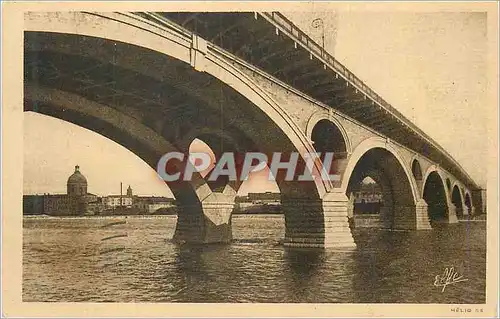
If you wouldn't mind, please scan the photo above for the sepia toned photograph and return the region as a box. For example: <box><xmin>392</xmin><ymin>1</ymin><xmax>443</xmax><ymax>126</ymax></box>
<box><xmin>2</xmin><ymin>1</ymin><xmax>498</xmax><ymax>317</ymax></box>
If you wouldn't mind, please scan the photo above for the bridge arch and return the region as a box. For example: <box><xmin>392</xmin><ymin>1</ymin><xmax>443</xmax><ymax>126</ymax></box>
<box><xmin>305</xmin><ymin>110</ymin><xmax>352</xmax><ymax>155</ymax></box>
<box><xmin>411</xmin><ymin>158</ymin><xmax>423</xmax><ymax>182</ymax></box>
<box><xmin>422</xmin><ymin>166</ymin><xmax>455</xmax><ymax>225</ymax></box>
<box><xmin>451</xmin><ymin>183</ymin><xmax>465</xmax><ymax>219</ymax></box>
<box><xmin>24</xmin><ymin>86</ymin><xmax>212</xmax><ymax>206</ymax></box>
<box><xmin>308</xmin><ymin>114</ymin><xmax>351</xmax><ymax>188</ymax></box>
<box><xmin>341</xmin><ymin>137</ymin><xmax>428</xmax><ymax>229</ymax></box>
<box><xmin>25</xmin><ymin>12</ymin><xmax>355</xmax><ymax>247</ymax></box>
<box><xmin>341</xmin><ymin>138</ymin><xmax>418</xmax><ymax>200</ymax></box>
<box><xmin>25</xmin><ymin>12</ymin><xmax>329</xmax><ymax>195</ymax></box>
<box><xmin>179</xmin><ymin>127</ymin><xmax>244</xmax><ymax>155</ymax></box>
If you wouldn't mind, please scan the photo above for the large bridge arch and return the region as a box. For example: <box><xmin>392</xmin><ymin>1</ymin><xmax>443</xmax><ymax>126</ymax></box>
<box><xmin>25</xmin><ymin>12</ymin><xmax>329</xmax><ymax>196</ymax></box>
<box><xmin>25</xmin><ymin>12</ymin><xmax>355</xmax><ymax>247</ymax></box>
<box><xmin>422</xmin><ymin>166</ymin><xmax>458</xmax><ymax>225</ymax></box>
<box><xmin>340</xmin><ymin>137</ymin><xmax>431</xmax><ymax>230</ymax></box>
<box><xmin>24</xmin><ymin>86</ymin><xmax>211</xmax><ymax>208</ymax></box>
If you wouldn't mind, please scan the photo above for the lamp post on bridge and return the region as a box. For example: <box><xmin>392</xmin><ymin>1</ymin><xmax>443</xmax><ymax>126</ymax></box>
<box><xmin>311</xmin><ymin>17</ymin><xmax>325</xmax><ymax>53</ymax></box>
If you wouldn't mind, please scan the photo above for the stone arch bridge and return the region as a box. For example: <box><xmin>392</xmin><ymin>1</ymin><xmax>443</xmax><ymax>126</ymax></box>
<box><xmin>24</xmin><ymin>12</ymin><xmax>484</xmax><ymax>248</ymax></box>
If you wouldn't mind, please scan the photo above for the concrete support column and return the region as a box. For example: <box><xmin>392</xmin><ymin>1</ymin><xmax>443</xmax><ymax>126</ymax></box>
<box><xmin>282</xmin><ymin>193</ymin><xmax>356</xmax><ymax>248</ymax></box>
<box><xmin>415</xmin><ymin>200</ymin><xmax>433</xmax><ymax>229</ymax></box>
<box><xmin>447</xmin><ymin>203</ymin><xmax>459</xmax><ymax>224</ymax></box>
<box><xmin>463</xmin><ymin>206</ymin><xmax>470</xmax><ymax>216</ymax></box>
<box><xmin>392</xmin><ymin>200</ymin><xmax>432</xmax><ymax>230</ymax></box>
<box><xmin>346</xmin><ymin>192</ymin><xmax>355</xmax><ymax>218</ymax></box>
<box><xmin>173</xmin><ymin>192</ymin><xmax>235</xmax><ymax>244</ymax></box>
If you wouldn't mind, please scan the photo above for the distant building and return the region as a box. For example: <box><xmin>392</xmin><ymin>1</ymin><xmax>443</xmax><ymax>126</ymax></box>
<box><xmin>86</xmin><ymin>198</ymin><xmax>104</xmax><ymax>215</ymax></box>
<box><xmin>23</xmin><ymin>195</ymin><xmax>45</xmax><ymax>215</ymax></box>
<box><xmin>247</xmin><ymin>192</ymin><xmax>281</xmax><ymax>204</ymax></box>
<box><xmin>102</xmin><ymin>195</ymin><xmax>133</xmax><ymax>208</ymax></box>
<box><xmin>351</xmin><ymin>182</ymin><xmax>383</xmax><ymax>215</ymax></box>
<box><xmin>23</xmin><ymin>165</ymin><xmax>99</xmax><ymax>216</ymax></box>
<box><xmin>235</xmin><ymin>192</ymin><xmax>281</xmax><ymax>213</ymax></box>
<box><xmin>23</xmin><ymin>174</ymin><xmax>176</xmax><ymax>216</ymax></box>
<box><xmin>102</xmin><ymin>185</ymin><xmax>135</xmax><ymax>209</ymax></box>
<box><xmin>67</xmin><ymin>165</ymin><xmax>87</xmax><ymax>196</ymax></box>
<box><xmin>43</xmin><ymin>194</ymin><xmax>73</xmax><ymax>215</ymax></box>
<box><xmin>353</xmin><ymin>182</ymin><xmax>383</xmax><ymax>204</ymax></box>
<box><xmin>133</xmin><ymin>196</ymin><xmax>176</xmax><ymax>214</ymax></box>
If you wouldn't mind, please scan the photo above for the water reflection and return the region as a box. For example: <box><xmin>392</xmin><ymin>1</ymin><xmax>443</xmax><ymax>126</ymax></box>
<box><xmin>23</xmin><ymin>217</ymin><xmax>486</xmax><ymax>303</ymax></box>
<box><xmin>284</xmin><ymin>249</ymin><xmax>326</xmax><ymax>301</ymax></box>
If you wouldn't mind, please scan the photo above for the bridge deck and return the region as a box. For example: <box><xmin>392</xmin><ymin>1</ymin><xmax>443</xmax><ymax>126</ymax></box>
<box><xmin>141</xmin><ymin>12</ymin><xmax>477</xmax><ymax>190</ymax></box>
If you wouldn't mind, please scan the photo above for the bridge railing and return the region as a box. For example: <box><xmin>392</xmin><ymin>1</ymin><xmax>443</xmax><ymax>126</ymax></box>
<box><xmin>263</xmin><ymin>12</ymin><xmax>392</xmax><ymax>112</ymax></box>
<box><xmin>262</xmin><ymin>12</ymin><xmax>444</xmax><ymax>138</ymax></box>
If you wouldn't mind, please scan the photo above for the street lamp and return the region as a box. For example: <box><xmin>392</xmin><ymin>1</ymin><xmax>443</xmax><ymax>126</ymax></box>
<box><xmin>311</xmin><ymin>17</ymin><xmax>325</xmax><ymax>52</ymax></box>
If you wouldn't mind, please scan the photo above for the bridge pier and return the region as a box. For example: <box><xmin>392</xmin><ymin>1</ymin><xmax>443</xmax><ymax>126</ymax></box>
<box><xmin>391</xmin><ymin>200</ymin><xmax>433</xmax><ymax>230</ymax></box>
<box><xmin>448</xmin><ymin>203</ymin><xmax>459</xmax><ymax>224</ymax></box>
<box><xmin>173</xmin><ymin>193</ymin><xmax>235</xmax><ymax>244</ymax></box>
<box><xmin>282</xmin><ymin>193</ymin><xmax>356</xmax><ymax>249</ymax></box>
<box><xmin>455</xmin><ymin>204</ymin><xmax>464</xmax><ymax>219</ymax></box>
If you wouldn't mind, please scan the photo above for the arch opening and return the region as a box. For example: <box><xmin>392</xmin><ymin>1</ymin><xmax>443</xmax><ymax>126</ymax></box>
<box><xmin>188</xmin><ymin>138</ymin><xmax>216</xmax><ymax>177</ymax></box>
<box><xmin>423</xmin><ymin>171</ymin><xmax>449</xmax><ymax>224</ymax></box>
<box><xmin>311</xmin><ymin>119</ymin><xmax>348</xmax><ymax>187</ymax></box>
<box><xmin>347</xmin><ymin>176</ymin><xmax>384</xmax><ymax>229</ymax></box>
<box><xmin>311</xmin><ymin>119</ymin><xmax>347</xmax><ymax>155</ymax></box>
<box><xmin>188</xmin><ymin>136</ymin><xmax>234</xmax><ymax>193</ymax></box>
<box><xmin>345</xmin><ymin>147</ymin><xmax>416</xmax><ymax>230</ymax></box>
<box><xmin>411</xmin><ymin>159</ymin><xmax>423</xmax><ymax>181</ymax></box>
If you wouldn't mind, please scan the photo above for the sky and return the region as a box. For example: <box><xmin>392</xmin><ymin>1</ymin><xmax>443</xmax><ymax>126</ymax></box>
<box><xmin>23</xmin><ymin>11</ymin><xmax>488</xmax><ymax>197</ymax></box>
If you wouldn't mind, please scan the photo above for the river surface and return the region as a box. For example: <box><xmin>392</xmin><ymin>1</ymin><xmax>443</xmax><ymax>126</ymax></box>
<box><xmin>23</xmin><ymin>215</ymin><xmax>486</xmax><ymax>303</ymax></box>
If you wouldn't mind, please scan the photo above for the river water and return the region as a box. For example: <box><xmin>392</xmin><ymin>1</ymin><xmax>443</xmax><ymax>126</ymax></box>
<box><xmin>23</xmin><ymin>215</ymin><xmax>486</xmax><ymax>303</ymax></box>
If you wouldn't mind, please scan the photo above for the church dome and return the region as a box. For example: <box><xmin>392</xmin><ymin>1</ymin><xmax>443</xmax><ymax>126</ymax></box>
<box><xmin>67</xmin><ymin>165</ymin><xmax>88</xmax><ymax>196</ymax></box>
<box><xmin>67</xmin><ymin>165</ymin><xmax>87</xmax><ymax>184</ymax></box>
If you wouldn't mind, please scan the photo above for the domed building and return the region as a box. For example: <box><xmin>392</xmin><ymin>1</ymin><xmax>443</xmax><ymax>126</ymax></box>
<box><xmin>67</xmin><ymin>165</ymin><xmax>87</xmax><ymax>196</ymax></box>
<box><xmin>40</xmin><ymin>165</ymin><xmax>98</xmax><ymax>216</ymax></box>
